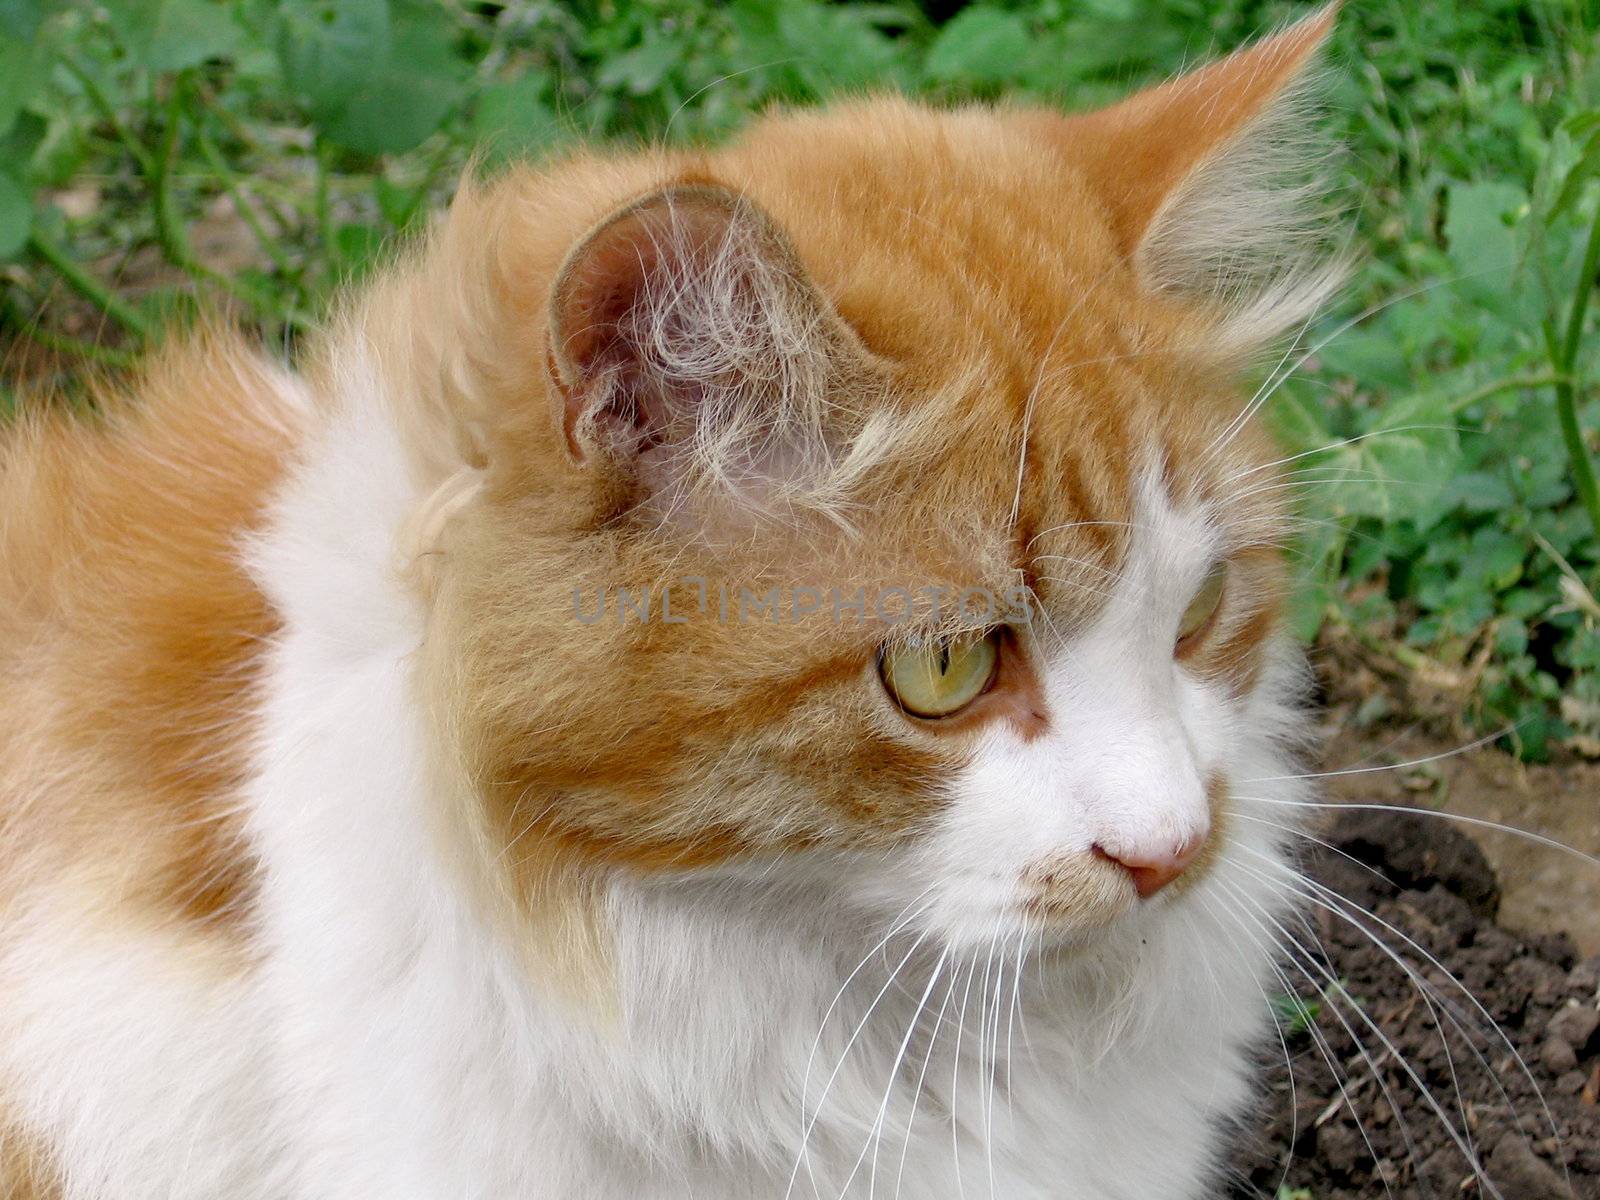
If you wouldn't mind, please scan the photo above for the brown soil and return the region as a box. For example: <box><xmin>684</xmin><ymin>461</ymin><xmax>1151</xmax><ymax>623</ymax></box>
<box><xmin>1319</xmin><ymin>725</ymin><xmax>1600</xmax><ymax>956</ymax></box>
<box><xmin>1230</xmin><ymin>757</ymin><xmax>1600</xmax><ymax>1198</ymax></box>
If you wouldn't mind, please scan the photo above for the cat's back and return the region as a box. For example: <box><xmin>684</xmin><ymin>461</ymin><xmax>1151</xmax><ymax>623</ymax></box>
<box><xmin>0</xmin><ymin>336</ymin><xmax>306</xmax><ymax>1194</ymax></box>
<box><xmin>0</xmin><ymin>333</ymin><xmax>306</xmax><ymax>916</ymax></box>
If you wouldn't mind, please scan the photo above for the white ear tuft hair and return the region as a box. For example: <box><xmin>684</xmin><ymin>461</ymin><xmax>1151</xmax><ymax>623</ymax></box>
<box><xmin>1135</xmin><ymin>63</ymin><xmax>1351</xmax><ymax>354</ymax></box>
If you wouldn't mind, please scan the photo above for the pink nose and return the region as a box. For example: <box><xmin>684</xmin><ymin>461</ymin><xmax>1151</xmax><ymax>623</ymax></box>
<box><xmin>1094</xmin><ymin>839</ymin><xmax>1204</xmax><ymax>899</ymax></box>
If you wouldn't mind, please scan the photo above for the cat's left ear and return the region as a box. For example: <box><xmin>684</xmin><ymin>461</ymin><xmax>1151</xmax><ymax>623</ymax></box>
<box><xmin>1033</xmin><ymin>4</ymin><xmax>1345</xmax><ymax>348</ymax></box>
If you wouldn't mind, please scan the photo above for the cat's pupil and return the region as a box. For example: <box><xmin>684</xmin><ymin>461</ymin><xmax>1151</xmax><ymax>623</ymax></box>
<box><xmin>938</xmin><ymin>644</ymin><xmax>950</xmax><ymax>675</ymax></box>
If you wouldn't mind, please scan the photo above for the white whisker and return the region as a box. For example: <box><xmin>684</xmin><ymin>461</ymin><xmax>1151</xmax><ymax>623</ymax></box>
<box><xmin>1237</xmin><ymin>796</ymin><xmax>1600</xmax><ymax>871</ymax></box>
<box><xmin>1214</xmin><ymin>877</ymin><xmax>1407</xmax><ymax>1199</ymax></box>
<box><xmin>1229</xmin><ymin>833</ymin><xmax>1570</xmax><ymax>1175</ymax></box>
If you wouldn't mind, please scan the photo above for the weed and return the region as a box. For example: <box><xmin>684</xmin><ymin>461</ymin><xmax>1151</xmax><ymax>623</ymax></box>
<box><xmin>3</xmin><ymin>1</ymin><xmax>1598</xmax><ymax>756</ymax></box>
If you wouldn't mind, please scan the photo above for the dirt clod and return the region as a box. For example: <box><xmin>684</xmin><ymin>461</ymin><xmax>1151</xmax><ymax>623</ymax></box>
<box><xmin>1551</xmin><ymin>1006</ymin><xmax>1600</xmax><ymax>1055</ymax></box>
<box><xmin>1486</xmin><ymin>1132</ymin><xmax>1575</xmax><ymax>1199</ymax></box>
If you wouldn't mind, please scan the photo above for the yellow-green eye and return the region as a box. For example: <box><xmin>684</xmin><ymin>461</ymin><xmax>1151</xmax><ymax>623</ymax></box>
<box><xmin>880</xmin><ymin>630</ymin><xmax>1001</xmax><ymax>719</ymax></box>
<box><xmin>1177</xmin><ymin>562</ymin><xmax>1229</xmax><ymax>647</ymax></box>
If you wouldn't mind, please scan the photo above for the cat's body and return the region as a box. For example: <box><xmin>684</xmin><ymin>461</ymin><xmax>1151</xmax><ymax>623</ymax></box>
<box><xmin>2</xmin><ymin>12</ymin><xmax>1339</xmax><ymax>1198</ymax></box>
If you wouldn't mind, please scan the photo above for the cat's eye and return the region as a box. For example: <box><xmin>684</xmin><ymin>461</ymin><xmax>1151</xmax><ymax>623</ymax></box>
<box><xmin>880</xmin><ymin>630</ymin><xmax>1001</xmax><ymax>719</ymax></box>
<box><xmin>1177</xmin><ymin>562</ymin><xmax>1229</xmax><ymax>649</ymax></box>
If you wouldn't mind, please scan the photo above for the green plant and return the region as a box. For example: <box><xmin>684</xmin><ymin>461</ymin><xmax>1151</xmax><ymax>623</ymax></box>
<box><xmin>1546</xmin><ymin>113</ymin><xmax>1600</xmax><ymax>554</ymax></box>
<box><xmin>4</xmin><ymin>0</ymin><xmax>1600</xmax><ymax>759</ymax></box>
<box><xmin>1270</xmin><ymin>990</ymin><xmax>1323</xmax><ymax>1037</ymax></box>
<box><xmin>1259</xmin><ymin>0</ymin><xmax>1600</xmax><ymax>759</ymax></box>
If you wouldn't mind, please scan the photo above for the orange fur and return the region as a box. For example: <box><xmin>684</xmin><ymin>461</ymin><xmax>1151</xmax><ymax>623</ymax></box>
<box><xmin>1038</xmin><ymin>5</ymin><xmax>1337</xmax><ymax>256</ymax></box>
<box><xmin>394</xmin><ymin>63</ymin><xmax>1321</xmax><ymax>885</ymax></box>
<box><xmin>0</xmin><ymin>1112</ymin><xmax>62</xmax><ymax>1200</ymax></box>
<box><xmin>0</xmin><ymin>335</ymin><xmax>304</xmax><ymax>932</ymax></box>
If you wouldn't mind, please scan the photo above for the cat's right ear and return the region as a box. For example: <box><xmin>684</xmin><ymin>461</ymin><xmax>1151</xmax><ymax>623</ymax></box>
<box><xmin>545</xmin><ymin>184</ymin><xmax>860</xmax><ymax>514</ymax></box>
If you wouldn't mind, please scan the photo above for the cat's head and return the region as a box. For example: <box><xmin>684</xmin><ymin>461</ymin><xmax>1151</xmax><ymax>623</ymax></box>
<box><xmin>402</xmin><ymin>7</ymin><xmax>1343</xmax><ymax>960</ymax></box>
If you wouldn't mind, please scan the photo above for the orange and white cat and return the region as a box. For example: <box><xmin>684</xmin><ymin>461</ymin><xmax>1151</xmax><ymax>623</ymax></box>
<box><xmin>1</xmin><ymin>9</ymin><xmax>1345</xmax><ymax>1198</ymax></box>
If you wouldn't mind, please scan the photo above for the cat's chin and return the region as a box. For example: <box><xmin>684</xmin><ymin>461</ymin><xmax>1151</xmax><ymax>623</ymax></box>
<box><xmin>860</xmin><ymin>856</ymin><xmax>1160</xmax><ymax>958</ymax></box>
<box><xmin>922</xmin><ymin>900</ymin><xmax>1138</xmax><ymax>956</ymax></box>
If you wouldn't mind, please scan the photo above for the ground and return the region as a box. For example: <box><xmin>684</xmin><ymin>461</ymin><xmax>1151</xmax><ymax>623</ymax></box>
<box><xmin>1322</xmin><ymin>726</ymin><xmax>1600</xmax><ymax>958</ymax></box>
<box><xmin>1228</xmin><ymin>706</ymin><xmax>1600</xmax><ymax>1198</ymax></box>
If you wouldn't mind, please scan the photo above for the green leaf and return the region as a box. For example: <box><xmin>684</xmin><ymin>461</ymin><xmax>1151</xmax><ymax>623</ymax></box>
<box><xmin>333</xmin><ymin>221</ymin><xmax>384</xmax><ymax>275</ymax></box>
<box><xmin>1551</xmin><ymin>128</ymin><xmax>1600</xmax><ymax>220</ymax></box>
<box><xmin>777</xmin><ymin>3</ymin><xmax>903</xmax><ymax>94</ymax></box>
<box><xmin>1495</xmin><ymin>618</ymin><xmax>1530</xmax><ymax>657</ymax></box>
<box><xmin>0</xmin><ymin>109</ymin><xmax>43</xmax><ymax>176</ymax></box>
<box><xmin>1568</xmin><ymin>628</ymin><xmax>1600</xmax><ymax>671</ymax></box>
<box><xmin>373</xmin><ymin>176</ymin><xmax>413</xmax><ymax>229</ymax></box>
<box><xmin>1562</xmin><ymin>110</ymin><xmax>1600</xmax><ymax>141</ymax></box>
<box><xmin>282</xmin><ymin>0</ymin><xmax>466</xmax><ymax>156</ymax></box>
<box><xmin>279</xmin><ymin>0</ymin><xmax>388</xmax><ymax>111</ymax></box>
<box><xmin>1286</xmin><ymin>571</ymin><xmax>1334</xmax><ymax>642</ymax></box>
<box><xmin>0</xmin><ymin>0</ymin><xmax>43</xmax><ymax>41</ymax></box>
<box><xmin>1436</xmin><ymin>470</ymin><xmax>1515</xmax><ymax>514</ymax></box>
<box><xmin>1321</xmin><ymin>389</ymin><xmax>1462</xmax><ymax>522</ymax></box>
<box><xmin>1442</xmin><ymin>180</ymin><xmax>1526</xmax><ymax>281</ymax></box>
<box><xmin>924</xmin><ymin>8</ymin><xmax>1031</xmax><ymax>86</ymax></box>
<box><xmin>472</xmin><ymin>74</ymin><xmax>560</xmax><ymax>160</ymax></box>
<box><xmin>0</xmin><ymin>33</ymin><xmax>47</xmax><ymax>140</ymax></box>
<box><xmin>1503</xmin><ymin>587</ymin><xmax>1550</xmax><ymax>620</ymax></box>
<box><xmin>104</xmin><ymin>0</ymin><xmax>244</xmax><ymax>71</ymax></box>
<box><xmin>1264</xmin><ymin>388</ymin><xmax>1333</xmax><ymax>456</ymax></box>
<box><xmin>0</xmin><ymin>169</ymin><xmax>31</xmax><ymax>259</ymax></box>
<box><xmin>1079</xmin><ymin>0</ymin><xmax>1137</xmax><ymax>19</ymax></box>
<box><xmin>1270</xmin><ymin>991</ymin><xmax>1321</xmax><ymax>1036</ymax></box>
<box><xmin>1316</xmin><ymin>324</ymin><xmax>1413</xmax><ymax>391</ymax></box>
<box><xmin>1459</xmin><ymin>527</ymin><xmax>1526</xmax><ymax>590</ymax></box>
<box><xmin>595</xmin><ymin>34</ymin><xmax>684</xmax><ymax>96</ymax></box>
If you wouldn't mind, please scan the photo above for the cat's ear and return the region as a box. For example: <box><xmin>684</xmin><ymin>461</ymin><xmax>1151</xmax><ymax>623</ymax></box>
<box><xmin>1041</xmin><ymin>4</ymin><xmax>1345</xmax><ymax>347</ymax></box>
<box><xmin>546</xmin><ymin>183</ymin><xmax>863</xmax><ymax>517</ymax></box>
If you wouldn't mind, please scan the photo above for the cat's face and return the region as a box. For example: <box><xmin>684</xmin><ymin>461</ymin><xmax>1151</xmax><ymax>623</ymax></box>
<box><xmin>838</xmin><ymin>455</ymin><xmax>1288</xmax><ymax>949</ymax></box>
<box><xmin>422</xmin><ymin>10</ymin><xmax>1338</xmax><ymax>959</ymax></box>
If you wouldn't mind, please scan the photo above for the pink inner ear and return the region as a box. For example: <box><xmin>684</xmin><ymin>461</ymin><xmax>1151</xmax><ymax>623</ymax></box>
<box><xmin>548</xmin><ymin>193</ymin><xmax>740</xmax><ymax>466</ymax></box>
<box><xmin>552</xmin><ymin>218</ymin><xmax>666</xmax><ymax>460</ymax></box>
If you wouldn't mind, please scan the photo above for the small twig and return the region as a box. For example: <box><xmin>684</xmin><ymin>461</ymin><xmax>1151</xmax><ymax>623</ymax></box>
<box><xmin>1531</xmin><ymin>529</ymin><xmax>1600</xmax><ymax>620</ymax></box>
<box><xmin>24</xmin><ymin>229</ymin><xmax>149</xmax><ymax>342</ymax></box>
<box><xmin>1324</xmin><ymin>604</ymin><xmax>1443</xmax><ymax>678</ymax></box>
<box><xmin>1313</xmin><ymin>1092</ymin><xmax>1348</xmax><ymax>1127</ymax></box>
<box><xmin>1547</xmin><ymin>198</ymin><xmax>1600</xmax><ymax>559</ymax></box>
<box><xmin>1314</xmin><ymin>1044</ymin><xmax>1400</xmax><ymax>1127</ymax></box>
<box><xmin>145</xmin><ymin>76</ymin><xmax>285</xmax><ymax>320</ymax></box>
<box><xmin>1443</xmin><ymin>371</ymin><xmax>1571</xmax><ymax>414</ymax></box>
<box><xmin>150</xmin><ymin>76</ymin><xmax>204</xmax><ymax>278</ymax></box>
<box><xmin>192</xmin><ymin>127</ymin><xmax>296</xmax><ymax>277</ymax></box>
<box><xmin>314</xmin><ymin>137</ymin><xmax>335</xmax><ymax>249</ymax></box>
<box><xmin>58</xmin><ymin>52</ymin><xmax>154</xmax><ymax>174</ymax></box>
